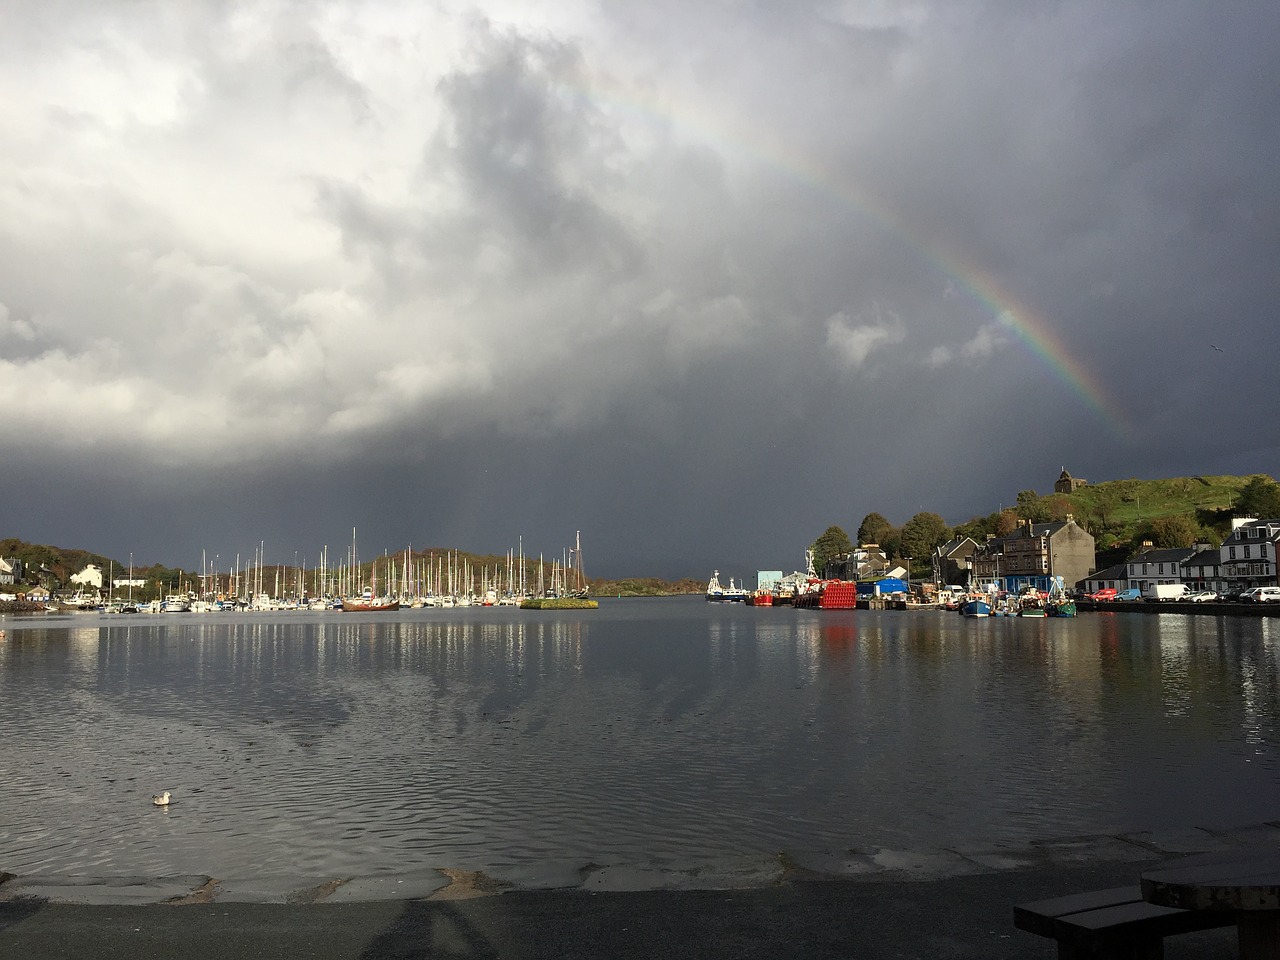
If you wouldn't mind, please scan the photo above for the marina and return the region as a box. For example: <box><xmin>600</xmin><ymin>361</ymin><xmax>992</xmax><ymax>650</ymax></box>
<box><xmin>2</xmin><ymin>598</ymin><xmax>1276</xmax><ymax>884</ymax></box>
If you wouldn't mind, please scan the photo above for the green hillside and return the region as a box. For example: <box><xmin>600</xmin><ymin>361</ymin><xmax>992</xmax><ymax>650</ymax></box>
<box><xmin>1060</xmin><ymin>475</ymin><xmax>1242</xmax><ymax>535</ymax></box>
<box><xmin>0</xmin><ymin>538</ymin><xmax>121</xmax><ymax>588</ymax></box>
<box><xmin>948</xmin><ymin>473</ymin><xmax>1276</xmax><ymax>570</ymax></box>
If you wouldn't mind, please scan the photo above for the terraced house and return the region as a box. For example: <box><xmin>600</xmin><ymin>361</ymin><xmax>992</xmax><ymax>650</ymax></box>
<box><xmin>969</xmin><ymin>516</ymin><xmax>1096</xmax><ymax>592</ymax></box>
<box><xmin>1126</xmin><ymin>544</ymin><xmax>1199</xmax><ymax>593</ymax></box>
<box><xmin>1220</xmin><ymin>518</ymin><xmax>1280</xmax><ymax>591</ymax></box>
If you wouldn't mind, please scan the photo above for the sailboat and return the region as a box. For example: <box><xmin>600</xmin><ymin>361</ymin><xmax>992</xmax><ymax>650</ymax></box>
<box><xmin>341</xmin><ymin>530</ymin><xmax>400</xmax><ymax>611</ymax></box>
<box><xmin>571</xmin><ymin>530</ymin><xmax>591</xmax><ymax>599</ymax></box>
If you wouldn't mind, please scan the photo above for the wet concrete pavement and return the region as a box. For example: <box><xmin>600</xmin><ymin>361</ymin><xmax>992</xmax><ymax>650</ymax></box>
<box><xmin>3</xmin><ymin>824</ymin><xmax>1277</xmax><ymax>958</ymax></box>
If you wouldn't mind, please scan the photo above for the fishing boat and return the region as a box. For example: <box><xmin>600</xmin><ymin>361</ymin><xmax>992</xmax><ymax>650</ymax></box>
<box><xmin>1016</xmin><ymin>586</ymin><xmax>1047</xmax><ymax>617</ymax></box>
<box><xmin>1045</xmin><ymin>576</ymin><xmax>1077</xmax><ymax>617</ymax></box>
<box><xmin>960</xmin><ymin>577</ymin><xmax>997</xmax><ymax>617</ymax></box>
<box><xmin>705</xmin><ymin>571</ymin><xmax>749</xmax><ymax>602</ymax></box>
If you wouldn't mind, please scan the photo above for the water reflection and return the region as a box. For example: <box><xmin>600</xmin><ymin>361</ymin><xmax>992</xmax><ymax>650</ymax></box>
<box><xmin>0</xmin><ymin>600</ymin><xmax>1277</xmax><ymax>878</ymax></box>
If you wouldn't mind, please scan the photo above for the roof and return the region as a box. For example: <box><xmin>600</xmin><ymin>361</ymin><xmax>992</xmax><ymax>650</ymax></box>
<box><xmin>935</xmin><ymin>537</ymin><xmax>977</xmax><ymax>557</ymax></box>
<box><xmin>1024</xmin><ymin>521</ymin><xmax>1067</xmax><ymax>537</ymax></box>
<box><xmin>1022</xmin><ymin>519</ymin><xmax>1089</xmax><ymax>538</ymax></box>
<box><xmin>1087</xmin><ymin>562</ymin><xmax>1128</xmax><ymax>581</ymax></box>
<box><xmin>1185</xmin><ymin>549</ymin><xmax>1220</xmax><ymax>566</ymax></box>
<box><xmin>1223</xmin><ymin>521</ymin><xmax>1280</xmax><ymax>545</ymax></box>
<box><xmin>1128</xmin><ymin>547</ymin><xmax>1196</xmax><ymax>564</ymax></box>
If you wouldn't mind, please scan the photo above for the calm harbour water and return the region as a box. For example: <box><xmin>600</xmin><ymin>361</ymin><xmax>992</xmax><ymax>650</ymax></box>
<box><xmin>1</xmin><ymin>598</ymin><xmax>1277</xmax><ymax>879</ymax></box>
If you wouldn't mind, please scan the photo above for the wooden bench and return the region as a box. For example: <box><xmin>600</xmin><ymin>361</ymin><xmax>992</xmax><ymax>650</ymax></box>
<box><xmin>1014</xmin><ymin>884</ymin><xmax>1236</xmax><ymax>959</ymax></box>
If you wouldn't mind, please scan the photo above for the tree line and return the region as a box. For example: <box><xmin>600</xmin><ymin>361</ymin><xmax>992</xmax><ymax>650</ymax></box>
<box><xmin>809</xmin><ymin>474</ymin><xmax>1280</xmax><ymax>579</ymax></box>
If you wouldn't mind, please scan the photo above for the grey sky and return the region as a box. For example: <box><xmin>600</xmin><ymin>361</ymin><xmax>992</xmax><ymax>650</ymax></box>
<box><xmin>2</xmin><ymin>1</ymin><xmax>1277</xmax><ymax>579</ymax></box>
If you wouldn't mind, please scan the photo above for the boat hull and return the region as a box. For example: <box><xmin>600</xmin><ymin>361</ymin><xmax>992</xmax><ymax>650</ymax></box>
<box><xmin>341</xmin><ymin>600</ymin><xmax>401</xmax><ymax>612</ymax></box>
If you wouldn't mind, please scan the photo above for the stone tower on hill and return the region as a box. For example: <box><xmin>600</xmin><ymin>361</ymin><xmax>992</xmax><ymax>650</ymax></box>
<box><xmin>1054</xmin><ymin>467</ymin><xmax>1087</xmax><ymax>494</ymax></box>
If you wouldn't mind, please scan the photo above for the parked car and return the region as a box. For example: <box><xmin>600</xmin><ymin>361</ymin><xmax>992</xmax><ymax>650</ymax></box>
<box><xmin>1185</xmin><ymin>590</ymin><xmax>1219</xmax><ymax>602</ymax></box>
<box><xmin>1114</xmin><ymin>588</ymin><xmax>1143</xmax><ymax>601</ymax></box>
<box><xmin>1088</xmin><ymin>587</ymin><xmax>1118</xmax><ymax>601</ymax></box>
<box><xmin>1244</xmin><ymin>586</ymin><xmax>1280</xmax><ymax>603</ymax></box>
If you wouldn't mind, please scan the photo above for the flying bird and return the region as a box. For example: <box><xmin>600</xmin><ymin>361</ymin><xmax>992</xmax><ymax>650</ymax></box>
<box><xmin>152</xmin><ymin>791</ymin><xmax>171</xmax><ymax>806</ymax></box>
<box><xmin>1210</xmin><ymin>344</ymin><xmax>1224</xmax><ymax>352</ymax></box>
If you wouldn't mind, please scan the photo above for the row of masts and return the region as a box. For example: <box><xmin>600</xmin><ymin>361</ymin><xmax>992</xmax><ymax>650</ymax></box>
<box><xmin>167</xmin><ymin>529</ymin><xmax>588</xmax><ymax>605</ymax></box>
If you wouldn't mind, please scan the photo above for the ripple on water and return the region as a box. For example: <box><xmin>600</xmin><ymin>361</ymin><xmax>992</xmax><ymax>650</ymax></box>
<box><xmin>1</xmin><ymin>603</ymin><xmax>1277</xmax><ymax>876</ymax></box>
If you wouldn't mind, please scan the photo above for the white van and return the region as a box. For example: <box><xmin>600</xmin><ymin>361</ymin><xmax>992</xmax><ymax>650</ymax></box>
<box><xmin>1244</xmin><ymin>586</ymin><xmax>1280</xmax><ymax>603</ymax></box>
<box><xmin>1143</xmin><ymin>583</ymin><xmax>1190</xmax><ymax>601</ymax></box>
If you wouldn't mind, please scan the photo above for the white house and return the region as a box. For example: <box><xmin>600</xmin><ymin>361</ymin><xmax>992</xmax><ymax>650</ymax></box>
<box><xmin>0</xmin><ymin>557</ymin><xmax>21</xmax><ymax>585</ymax></box>
<box><xmin>1181</xmin><ymin>547</ymin><xmax>1225</xmax><ymax>593</ymax></box>
<box><xmin>70</xmin><ymin>564</ymin><xmax>104</xmax><ymax>590</ymax></box>
<box><xmin>1125</xmin><ymin>544</ymin><xmax>1198</xmax><ymax>592</ymax></box>
<box><xmin>1080</xmin><ymin>562</ymin><xmax>1128</xmax><ymax>595</ymax></box>
<box><xmin>1219</xmin><ymin>518</ymin><xmax>1280</xmax><ymax>591</ymax></box>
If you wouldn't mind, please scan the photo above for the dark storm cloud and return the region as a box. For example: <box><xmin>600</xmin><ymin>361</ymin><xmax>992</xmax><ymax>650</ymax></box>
<box><xmin>0</xmin><ymin>1</ymin><xmax>1276</xmax><ymax>576</ymax></box>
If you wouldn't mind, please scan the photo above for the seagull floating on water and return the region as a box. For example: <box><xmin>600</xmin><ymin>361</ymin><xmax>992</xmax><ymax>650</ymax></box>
<box><xmin>152</xmin><ymin>791</ymin><xmax>171</xmax><ymax>806</ymax></box>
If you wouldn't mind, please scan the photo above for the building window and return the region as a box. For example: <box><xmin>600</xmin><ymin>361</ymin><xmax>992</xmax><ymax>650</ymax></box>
<box><xmin>1245</xmin><ymin>545</ymin><xmax>1252</xmax><ymax>559</ymax></box>
<box><xmin>1230</xmin><ymin>547</ymin><xmax>1237</xmax><ymax>559</ymax></box>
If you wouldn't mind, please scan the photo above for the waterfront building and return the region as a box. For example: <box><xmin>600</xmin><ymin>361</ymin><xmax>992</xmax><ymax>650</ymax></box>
<box><xmin>1080</xmin><ymin>562</ymin><xmax>1128</xmax><ymax>596</ymax></box>
<box><xmin>1181</xmin><ymin>547</ymin><xmax>1225</xmax><ymax>593</ymax></box>
<box><xmin>69</xmin><ymin>564</ymin><xmax>104</xmax><ymax>590</ymax></box>
<box><xmin>756</xmin><ymin>570</ymin><xmax>783</xmax><ymax>591</ymax></box>
<box><xmin>969</xmin><ymin>516</ymin><xmax>1095</xmax><ymax>592</ymax></box>
<box><xmin>1125</xmin><ymin>543</ymin><xmax>1199</xmax><ymax>594</ymax></box>
<box><xmin>0</xmin><ymin>557</ymin><xmax>21</xmax><ymax>585</ymax></box>
<box><xmin>1219</xmin><ymin>518</ymin><xmax>1280</xmax><ymax>591</ymax></box>
<box><xmin>931</xmin><ymin>536</ymin><xmax>979</xmax><ymax>586</ymax></box>
<box><xmin>824</xmin><ymin>544</ymin><xmax>890</xmax><ymax>581</ymax></box>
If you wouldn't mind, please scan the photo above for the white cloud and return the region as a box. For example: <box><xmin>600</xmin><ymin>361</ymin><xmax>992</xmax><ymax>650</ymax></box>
<box><xmin>0</xmin><ymin>303</ymin><xmax>36</xmax><ymax>343</ymax></box>
<box><xmin>962</xmin><ymin>319</ymin><xmax>1009</xmax><ymax>360</ymax></box>
<box><xmin>824</xmin><ymin>305</ymin><xmax>905</xmax><ymax>369</ymax></box>
<box><xmin>924</xmin><ymin>344</ymin><xmax>952</xmax><ymax>368</ymax></box>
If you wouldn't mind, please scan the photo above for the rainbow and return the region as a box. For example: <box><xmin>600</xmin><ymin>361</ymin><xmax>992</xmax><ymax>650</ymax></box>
<box><xmin>558</xmin><ymin>71</ymin><xmax>1129</xmax><ymax>434</ymax></box>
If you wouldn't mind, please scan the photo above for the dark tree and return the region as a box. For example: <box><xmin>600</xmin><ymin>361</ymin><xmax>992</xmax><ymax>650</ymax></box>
<box><xmin>995</xmin><ymin>509</ymin><xmax>1020</xmax><ymax>536</ymax></box>
<box><xmin>900</xmin><ymin>512</ymin><xmax>948</xmax><ymax>569</ymax></box>
<box><xmin>856</xmin><ymin>512</ymin><xmax>894</xmax><ymax>547</ymax></box>
<box><xmin>1142</xmin><ymin>514</ymin><xmax>1200</xmax><ymax>549</ymax></box>
<box><xmin>810</xmin><ymin>525</ymin><xmax>854</xmax><ymax>576</ymax></box>
<box><xmin>1236</xmin><ymin>475</ymin><xmax>1280</xmax><ymax>518</ymax></box>
<box><xmin>1015</xmin><ymin>489</ymin><xmax>1050</xmax><ymax>522</ymax></box>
